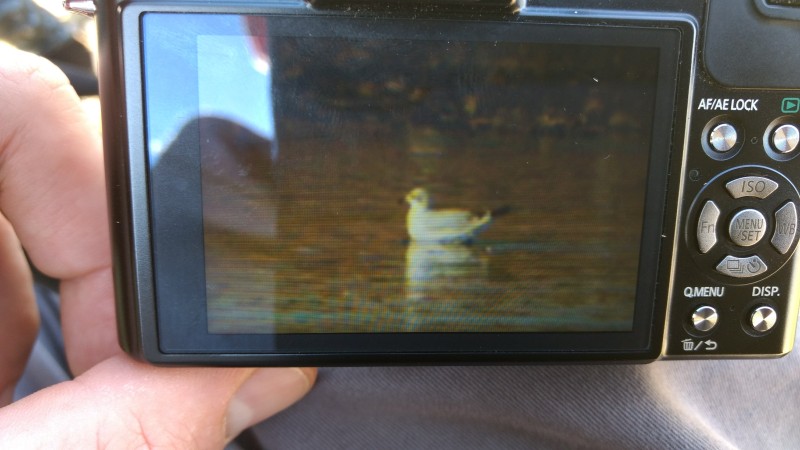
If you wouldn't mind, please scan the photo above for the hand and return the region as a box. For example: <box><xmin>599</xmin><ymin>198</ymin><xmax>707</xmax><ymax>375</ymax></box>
<box><xmin>0</xmin><ymin>45</ymin><xmax>316</xmax><ymax>447</ymax></box>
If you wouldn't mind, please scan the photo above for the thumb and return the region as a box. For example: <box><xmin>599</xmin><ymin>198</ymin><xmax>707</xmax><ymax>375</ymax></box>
<box><xmin>0</xmin><ymin>356</ymin><xmax>316</xmax><ymax>448</ymax></box>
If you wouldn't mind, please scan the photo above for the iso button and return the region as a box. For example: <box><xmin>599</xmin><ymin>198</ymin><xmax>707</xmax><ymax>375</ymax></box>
<box><xmin>750</xmin><ymin>306</ymin><xmax>777</xmax><ymax>333</ymax></box>
<box><xmin>708</xmin><ymin>123</ymin><xmax>738</xmax><ymax>153</ymax></box>
<box><xmin>725</xmin><ymin>176</ymin><xmax>778</xmax><ymax>200</ymax></box>
<box><xmin>691</xmin><ymin>306</ymin><xmax>719</xmax><ymax>332</ymax></box>
<box><xmin>771</xmin><ymin>124</ymin><xmax>800</xmax><ymax>154</ymax></box>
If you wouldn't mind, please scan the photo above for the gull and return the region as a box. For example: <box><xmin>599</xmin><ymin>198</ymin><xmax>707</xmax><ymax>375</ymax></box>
<box><xmin>404</xmin><ymin>187</ymin><xmax>505</xmax><ymax>244</ymax></box>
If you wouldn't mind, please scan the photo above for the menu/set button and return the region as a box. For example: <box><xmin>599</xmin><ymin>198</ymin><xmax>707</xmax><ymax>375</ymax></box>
<box><xmin>728</xmin><ymin>209</ymin><xmax>767</xmax><ymax>247</ymax></box>
<box><xmin>725</xmin><ymin>176</ymin><xmax>779</xmax><ymax>200</ymax></box>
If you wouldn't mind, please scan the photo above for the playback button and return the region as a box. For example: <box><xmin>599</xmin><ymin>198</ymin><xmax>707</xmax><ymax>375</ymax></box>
<box><xmin>770</xmin><ymin>124</ymin><xmax>800</xmax><ymax>155</ymax></box>
<box><xmin>764</xmin><ymin>118</ymin><xmax>800</xmax><ymax>161</ymax></box>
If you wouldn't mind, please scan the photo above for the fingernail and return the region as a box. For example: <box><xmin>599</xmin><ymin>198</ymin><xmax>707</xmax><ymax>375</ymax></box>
<box><xmin>225</xmin><ymin>367</ymin><xmax>316</xmax><ymax>441</ymax></box>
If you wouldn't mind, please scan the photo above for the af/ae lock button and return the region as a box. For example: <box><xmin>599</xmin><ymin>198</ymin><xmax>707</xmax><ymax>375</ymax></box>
<box><xmin>709</xmin><ymin>123</ymin><xmax>738</xmax><ymax>153</ymax></box>
<box><xmin>702</xmin><ymin>117</ymin><xmax>743</xmax><ymax>160</ymax></box>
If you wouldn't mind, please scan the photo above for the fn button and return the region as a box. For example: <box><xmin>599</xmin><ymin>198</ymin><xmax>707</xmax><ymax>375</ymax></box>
<box><xmin>697</xmin><ymin>201</ymin><xmax>720</xmax><ymax>253</ymax></box>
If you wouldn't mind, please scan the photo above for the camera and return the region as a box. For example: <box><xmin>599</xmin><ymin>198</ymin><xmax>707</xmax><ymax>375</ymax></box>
<box><xmin>87</xmin><ymin>0</ymin><xmax>800</xmax><ymax>364</ymax></box>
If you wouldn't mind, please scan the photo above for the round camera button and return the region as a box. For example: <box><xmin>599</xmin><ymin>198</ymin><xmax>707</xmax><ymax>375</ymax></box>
<box><xmin>750</xmin><ymin>306</ymin><xmax>777</xmax><ymax>333</ymax></box>
<box><xmin>771</xmin><ymin>124</ymin><xmax>800</xmax><ymax>154</ymax></box>
<box><xmin>728</xmin><ymin>209</ymin><xmax>767</xmax><ymax>247</ymax></box>
<box><xmin>691</xmin><ymin>305</ymin><xmax>719</xmax><ymax>332</ymax></box>
<box><xmin>709</xmin><ymin>123</ymin><xmax>738</xmax><ymax>153</ymax></box>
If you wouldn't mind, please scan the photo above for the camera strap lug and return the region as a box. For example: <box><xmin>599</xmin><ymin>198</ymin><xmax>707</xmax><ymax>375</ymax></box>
<box><xmin>63</xmin><ymin>0</ymin><xmax>96</xmax><ymax>17</ymax></box>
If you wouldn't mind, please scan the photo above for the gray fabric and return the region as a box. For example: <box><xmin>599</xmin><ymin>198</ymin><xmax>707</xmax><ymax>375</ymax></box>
<box><xmin>14</xmin><ymin>281</ymin><xmax>70</xmax><ymax>401</ymax></box>
<box><xmin>252</xmin><ymin>341</ymin><xmax>800</xmax><ymax>448</ymax></box>
<box><xmin>15</xmin><ymin>281</ymin><xmax>800</xmax><ymax>448</ymax></box>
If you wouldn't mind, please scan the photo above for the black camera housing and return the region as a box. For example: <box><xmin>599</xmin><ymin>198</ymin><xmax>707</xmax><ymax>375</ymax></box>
<box><xmin>96</xmin><ymin>0</ymin><xmax>800</xmax><ymax>364</ymax></box>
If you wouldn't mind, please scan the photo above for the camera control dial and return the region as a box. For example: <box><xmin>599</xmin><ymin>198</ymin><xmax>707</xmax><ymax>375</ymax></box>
<box><xmin>687</xmin><ymin>167</ymin><xmax>800</xmax><ymax>283</ymax></box>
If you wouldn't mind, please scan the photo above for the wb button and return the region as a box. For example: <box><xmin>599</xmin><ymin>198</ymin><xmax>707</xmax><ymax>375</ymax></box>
<box><xmin>781</xmin><ymin>97</ymin><xmax>800</xmax><ymax>114</ymax></box>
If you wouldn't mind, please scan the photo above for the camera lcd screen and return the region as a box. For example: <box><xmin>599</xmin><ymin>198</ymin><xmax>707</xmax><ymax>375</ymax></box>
<box><xmin>140</xmin><ymin>13</ymin><xmax>681</xmax><ymax>354</ymax></box>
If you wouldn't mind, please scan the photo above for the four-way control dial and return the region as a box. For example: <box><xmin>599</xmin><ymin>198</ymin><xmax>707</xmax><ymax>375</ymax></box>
<box><xmin>687</xmin><ymin>167</ymin><xmax>800</xmax><ymax>284</ymax></box>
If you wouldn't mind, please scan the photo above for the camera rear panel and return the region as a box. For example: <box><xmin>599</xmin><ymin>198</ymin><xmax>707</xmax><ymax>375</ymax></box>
<box><xmin>665</xmin><ymin>92</ymin><xmax>800</xmax><ymax>358</ymax></box>
<box><xmin>94</xmin><ymin>0</ymin><xmax>800</xmax><ymax>364</ymax></box>
<box><xmin>662</xmin><ymin>0</ymin><xmax>800</xmax><ymax>358</ymax></box>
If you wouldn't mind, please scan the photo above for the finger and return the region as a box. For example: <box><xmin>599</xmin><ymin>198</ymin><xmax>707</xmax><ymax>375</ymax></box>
<box><xmin>0</xmin><ymin>356</ymin><xmax>316</xmax><ymax>448</ymax></box>
<box><xmin>226</xmin><ymin>366</ymin><xmax>318</xmax><ymax>440</ymax></box>
<box><xmin>60</xmin><ymin>267</ymin><xmax>118</xmax><ymax>374</ymax></box>
<box><xmin>0</xmin><ymin>212</ymin><xmax>39</xmax><ymax>406</ymax></box>
<box><xmin>0</xmin><ymin>46</ymin><xmax>115</xmax><ymax>371</ymax></box>
<box><xmin>0</xmin><ymin>44</ymin><xmax>109</xmax><ymax>279</ymax></box>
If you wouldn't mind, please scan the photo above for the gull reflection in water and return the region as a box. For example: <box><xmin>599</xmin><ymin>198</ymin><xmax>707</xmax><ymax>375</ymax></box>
<box><xmin>404</xmin><ymin>242</ymin><xmax>489</xmax><ymax>330</ymax></box>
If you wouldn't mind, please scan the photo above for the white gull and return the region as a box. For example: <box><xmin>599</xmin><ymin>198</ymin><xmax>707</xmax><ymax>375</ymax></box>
<box><xmin>404</xmin><ymin>187</ymin><xmax>502</xmax><ymax>244</ymax></box>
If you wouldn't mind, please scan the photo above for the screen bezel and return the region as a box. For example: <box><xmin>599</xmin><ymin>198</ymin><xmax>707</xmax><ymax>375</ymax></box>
<box><xmin>121</xmin><ymin>4</ymin><xmax>696</xmax><ymax>364</ymax></box>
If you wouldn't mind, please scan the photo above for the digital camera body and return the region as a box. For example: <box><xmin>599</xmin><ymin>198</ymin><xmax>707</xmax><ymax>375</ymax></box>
<box><xmin>92</xmin><ymin>0</ymin><xmax>800</xmax><ymax>364</ymax></box>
